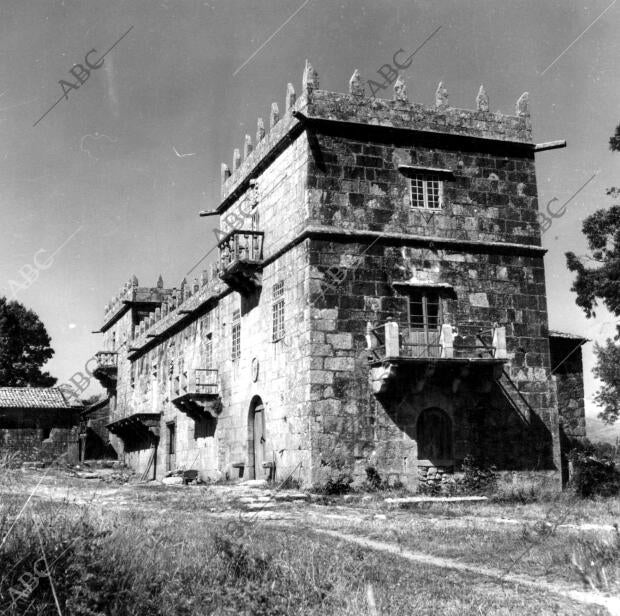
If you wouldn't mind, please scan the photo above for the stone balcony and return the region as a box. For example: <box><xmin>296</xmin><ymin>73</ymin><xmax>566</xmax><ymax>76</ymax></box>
<box><xmin>366</xmin><ymin>322</ymin><xmax>507</xmax><ymax>395</ymax></box>
<box><xmin>106</xmin><ymin>412</ymin><xmax>161</xmax><ymax>442</ymax></box>
<box><xmin>218</xmin><ymin>230</ymin><xmax>264</xmax><ymax>294</ymax></box>
<box><xmin>172</xmin><ymin>368</ymin><xmax>221</xmax><ymax>420</ymax></box>
<box><xmin>92</xmin><ymin>351</ymin><xmax>118</xmax><ymax>390</ymax></box>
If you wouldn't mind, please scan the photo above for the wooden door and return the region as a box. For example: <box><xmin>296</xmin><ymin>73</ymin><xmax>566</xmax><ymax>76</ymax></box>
<box><xmin>417</xmin><ymin>408</ymin><xmax>453</xmax><ymax>465</ymax></box>
<box><xmin>253</xmin><ymin>404</ymin><xmax>265</xmax><ymax>477</ymax></box>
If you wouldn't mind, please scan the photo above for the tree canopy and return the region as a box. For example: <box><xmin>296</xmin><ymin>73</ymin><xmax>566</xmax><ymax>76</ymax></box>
<box><xmin>566</xmin><ymin>126</ymin><xmax>620</xmax><ymax>424</ymax></box>
<box><xmin>0</xmin><ymin>297</ymin><xmax>56</xmax><ymax>387</ymax></box>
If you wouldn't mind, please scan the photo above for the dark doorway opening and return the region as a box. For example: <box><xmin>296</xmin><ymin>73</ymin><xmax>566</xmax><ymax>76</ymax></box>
<box><xmin>417</xmin><ymin>407</ymin><xmax>453</xmax><ymax>466</ymax></box>
<box><xmin>166</xmin><ymin>421</ymin><xmax>176</xmax><ymax>472</ymax></box>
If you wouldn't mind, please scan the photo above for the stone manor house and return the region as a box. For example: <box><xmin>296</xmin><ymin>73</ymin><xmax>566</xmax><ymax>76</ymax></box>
<box><xmin>92</xmin><ymin>62</ymin><xmax>586</xmax><ymax>488</ymax></box>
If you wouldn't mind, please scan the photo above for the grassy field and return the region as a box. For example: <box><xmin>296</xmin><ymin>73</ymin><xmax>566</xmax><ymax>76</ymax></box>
<box><xmin>0</xmin><ymin>467</ymin><xmax>618</xmax><ymax>616</ymax></box>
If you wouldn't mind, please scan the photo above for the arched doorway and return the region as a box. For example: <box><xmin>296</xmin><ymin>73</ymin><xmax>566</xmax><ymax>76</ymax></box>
<box><xmin>416</xmin><ymin>407</ymin><xmax>453</xmax><ymax>465</ymax></box>
<box><xmin>248</xmin><ymin>396</ymin><xmax>265</xmax><ymax>479</ymax></box>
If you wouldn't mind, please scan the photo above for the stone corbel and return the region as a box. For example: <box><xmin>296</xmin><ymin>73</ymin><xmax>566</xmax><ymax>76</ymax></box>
<box><xmin>414</xmin><ymin>362</ymin><xmax>437</xmax><ymax>393</ymax></box>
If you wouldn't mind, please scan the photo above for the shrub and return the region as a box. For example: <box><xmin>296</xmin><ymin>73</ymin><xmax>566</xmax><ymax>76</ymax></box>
<box><xmin>277</xmin><ymin>475</ymin><xmax>301</xmax><ymax>491</ymax></box>
<box><xmin>457</xmin><ymin>455</ymin><xmax>497</xmax><ymax>495</ymax></box>
<box><xmin>361</xmin><ymin>466</ymin><xmax>384</xmax><ymax>491</ymax></box>
<box><xmin>418</xmin><ymin>480</ymin><xmax>442</xmax><ymax>496</ymax></box>
<box><xmin>569</xmin><ymin>447</ymin><xmax>620</xmax><ymax>498</ymax></box>
<box><xmin>312</xmin><ymin>447</ymin><xmax>353</xmax><ymax>495</ymax></box>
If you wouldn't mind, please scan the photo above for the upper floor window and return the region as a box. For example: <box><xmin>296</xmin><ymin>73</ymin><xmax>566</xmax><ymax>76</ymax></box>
<box><xmin>205</xmin><ymin>333</ymin><xmax>213</xmax><ymax>368</ymax></box>
<box><xmin>410</xmin><ymin>175</ymin><xmax>443</xmax><ymax>210</ymax></box>
<box><xmin>398</xmin><ymin>286</ymin><xmax>445</xmax><ymax>359</ymax></box>
<box><xmin>408</xmin><ymin>290</ymin><xmax>442</xmax><ymax>331</ymax></box>
<box><xmin>272</xmin><ymin>281</ymin><xmax>285</xmax><ymax>342</ymax></box>
<box><xmin>231</xmin><ymin>309</ymin><xmax>241</xmax><ymax>361</ymax></box>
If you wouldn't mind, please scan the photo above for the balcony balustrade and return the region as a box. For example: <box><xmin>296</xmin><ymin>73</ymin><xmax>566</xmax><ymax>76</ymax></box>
<box><xmin>172</xmin><ymin>368</ymin><xmax>221</xmax><ymax>419</ymax></box>
<box><xmin>92</xmin><ymin>351</ymin><xmax>118</xmax><ymax>391</ymax></box>
<box><xmin>366</xmin><ymin>322</ymin><xmax>507</xmax><ymax>395</ymax></box>
<box><xmin>217</xmin><ymin>229</ymin><xmax>264</xmax><ymax>294</ymax></box>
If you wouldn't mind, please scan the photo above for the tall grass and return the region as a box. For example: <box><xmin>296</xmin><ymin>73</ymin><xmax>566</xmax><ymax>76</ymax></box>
<box><xmin>0</xmin><ymin>501</ymin><xmax>363</xmax><ymax>616</ymax></box>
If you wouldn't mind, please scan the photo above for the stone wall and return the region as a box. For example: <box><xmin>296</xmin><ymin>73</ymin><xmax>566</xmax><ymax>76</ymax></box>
<box><xmin>97</xmin><ymin>66</ymin><xmax>567</xmax><ymax>490</ymax></box>
<box><xmin>0</xmin><ymin>426</ymin><xmax>78</xmax><ymax>462</ymax></box>
<box><xmin>107</xmin><ymin>130</ymin><xmax>314</xmax><ymax>483</ymax></box>
<box><xmin>550</xmin><ymin>337</ymin><xmax>586</xmax><ymax>441</ymax></box>
<box><xmin>305</xmin><ymin>127</ymin><xmax>559</xmax><ymax>488</ymax></box>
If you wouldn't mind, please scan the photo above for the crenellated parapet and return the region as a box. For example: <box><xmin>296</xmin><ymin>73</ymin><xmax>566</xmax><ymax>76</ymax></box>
<box><xmin>218</xmin><ymin>61</ymin><xmax>532</xmax><ymax>212</ymax></box>
<box><xmin>101</xmin><ymin>276</ymin><xmax>173</xmax><ymax>332</ymax></box>
<box><xmin>127</xmin><ymin>263</ymin><xmax>225</xmax><ymax>359</ymax></box>
<box><xmin>103</xmin><ymin>276</ymin><xmax>138</xmax><ymax>326</ymax></box>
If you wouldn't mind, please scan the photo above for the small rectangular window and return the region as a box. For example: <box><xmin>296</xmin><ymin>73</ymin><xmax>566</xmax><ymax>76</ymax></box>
<box><xmin>251</xmin><ymin>211</ymin><xmax>260</xmax><ymax>231</ymax></box>
<box><xmin>231</xmin><ymin>309</ymin><xmax>241</xmax><ymax>361</ymax></box>
<box><xmin>272</xmin><ymin>281</ymin><xmax>285</xmax><ymax>342</ymax></box>
<box><xmin>410</xmin><ymin>175</ymin><xmax>443</xmax><ymax>210</ymax></box>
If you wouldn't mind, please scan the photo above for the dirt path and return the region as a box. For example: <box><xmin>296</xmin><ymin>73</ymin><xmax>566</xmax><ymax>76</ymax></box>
<box><xmin>314</xmin><ymin>529</ymin><xmax>620</xmax><ymax>616</ymax></box>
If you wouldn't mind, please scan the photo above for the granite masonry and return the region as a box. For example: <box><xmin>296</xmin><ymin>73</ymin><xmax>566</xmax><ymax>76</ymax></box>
<box><xmin>0</xmin><ymin>387</ymin><xmax>81</xmax><ymax>462</ymax></box>
<box><xmin>92</xmin><ymin>62</ymin><xmax>586</xmax><ymax>489</ymax></box>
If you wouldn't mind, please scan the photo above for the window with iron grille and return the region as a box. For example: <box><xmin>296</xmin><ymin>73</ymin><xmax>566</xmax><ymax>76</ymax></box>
<box><xmin>410</xmin><ymin>175</ymin><xmax>443</xmax><ymax>209</ymax></box>
<box><xmin>272</xmin><ymin>281</ymin><xmax>285</xmax><ymax>342</ymax></box>
<box><xmin>231</xmin><ymin>309</ymin><xmax>241</xmax><ymax>361</ymax></box>
<box><xmin>205</xmin><ymin>333</ymin><xmax>213</xmax><ymax>368</ymax></box>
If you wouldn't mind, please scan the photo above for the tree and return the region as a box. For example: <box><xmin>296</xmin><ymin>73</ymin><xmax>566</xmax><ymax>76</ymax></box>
<box><xmin>566</xmin><ymin>127</ymin><xmax>620</xmax><ymax>424</ymax></box>
<box><xmin>0</xmin><ymin>297</ymin><xmax>57</xmax><ymax>387</ymax></box>
<box><xmin>81</xmin><ymin>394</ymin><xmax>103</xmax><ymax>407</ymax></box>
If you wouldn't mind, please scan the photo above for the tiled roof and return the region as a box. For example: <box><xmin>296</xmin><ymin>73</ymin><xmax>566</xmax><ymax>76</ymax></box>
<box><xmin>0</xmin><ymin>387</ymin><xmax>80</xmax><ymax>409</ymax></box>
<box><xmin>549</xmin><ymin>330</ymin><xmax>588</xmax><ymax>342</ymax></box>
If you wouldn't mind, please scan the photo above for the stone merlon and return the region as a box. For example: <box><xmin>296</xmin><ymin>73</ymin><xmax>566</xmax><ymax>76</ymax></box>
<box><xmin>218</xmin><ymin>62</ymin><xmax>533</xmax><ymax>213</ymax></box>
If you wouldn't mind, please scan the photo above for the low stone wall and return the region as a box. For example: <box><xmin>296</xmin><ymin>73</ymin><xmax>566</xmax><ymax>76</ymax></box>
<box><xmin>415</xmin><ymin>465</ymin><xmax>561</xmax><ymax>493</ymax></box>
<box><xmin>0</xmin><ymin>427</ymin><xmax>79</xmax><ymax>463</ymax></box>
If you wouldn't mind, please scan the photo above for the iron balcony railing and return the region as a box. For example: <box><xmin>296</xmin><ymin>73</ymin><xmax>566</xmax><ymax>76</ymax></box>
<box><xmin>217</xmin><ymin>229</ymin><xmax>264</xmax><ymax>270</ymax></box>
<box><xmin>367</xmin><ymin>322</ymin><xmax>507</xmax><ymax>362</ymax></box>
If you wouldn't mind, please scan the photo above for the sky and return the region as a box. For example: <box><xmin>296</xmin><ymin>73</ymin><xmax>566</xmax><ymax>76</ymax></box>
<box><xmin>0</xmin><ymin>0</ymin><xmax>618</xmax><ymax>436</ymax></box>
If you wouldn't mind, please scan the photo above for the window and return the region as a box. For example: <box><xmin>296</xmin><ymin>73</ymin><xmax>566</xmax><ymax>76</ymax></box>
<box><xmin>272</xmin><ymin>281</ymin><xmax>285</xmax><ymax>342</ymax></box>
<box><xmin>404</xmin><ymin>289</ymin><xmax>443</xmax><ymax>358</ymax></box>
<box><xmin>231</xmin><ymin>309</ymin><xmax>241</xmax><ymax>361</ymax></box>
<box><xmin>410</xmin><ymin>175</ymin><xmax>443</xmax><ymax>209</ymax></box>
<box><xmin>408</xmin><ymin>290</ymin><xmax>442</xmax><ymax>331</ymax></box>
<box><xmin>205</xmin><ymin>333</ymin><xmax>213</xmax><ymax>368</ymax></box>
